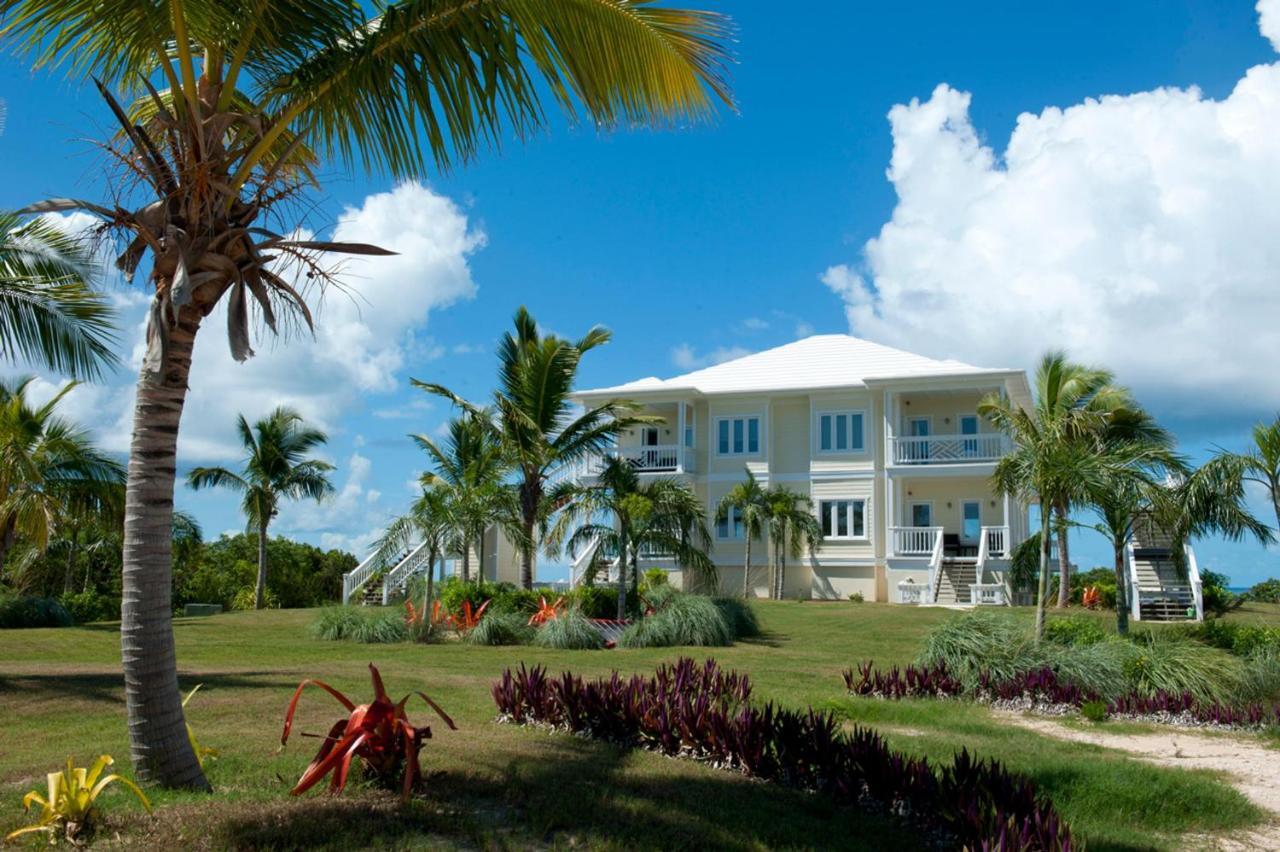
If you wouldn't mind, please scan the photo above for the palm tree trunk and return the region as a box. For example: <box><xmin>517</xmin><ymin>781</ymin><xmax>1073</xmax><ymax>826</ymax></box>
<box><xmin>424</xmin><ymin>545</ymin><xmax>438</xmax><ymax>612</ymax></box>
<box><xmin>62</xmin><ymin>533</ymin><xmax>79</xmax><ymax>595</ymax></box>
<box><xmin>120</xmin><ymin>308</ymin><xmax>210</xmax><ymax>790</ymax></box>
<box><xmin>742</xmin><ymin>535</ymin><xmax>752</xmax><ymax>599</ymax></box>
<box><xmin>1112</xmin><ymin>541</ymin><xmax>1130</xmax><ymax>636</ymax></box>
<box><xmin>1054</xmin><ymin>502</ymin><xmax>1071</xmax><ymax>608</ymax></box>
<box><xmin>0</xmin><ymin>514</ymin><xmax>17</xmax><ymax>578</ymax></box>
<box><xmin>254</xmin><ymin>519</ymin><xmax>269</xmax><ymax>609</ymax></box>
<box><xmin>479</xmin><ymin>530</ymin><xmax>487</xmax><ymax>583</ymax></box>
<box><xmin>1034</xmin><ymin>501</ymin><xmax>1051</xmax><ymax>641</ymax></box>
<box><xmin>520</xmin><ymin>517</ymin><xmax>536</xmax><ymax>590</ymax></box>
<box><xmin>461</xmin><ymin>543</ymin><xmax>471</xmax><ymax>585</ymax></box>
<box><xmin>616</xmin><ymin>541</ymin><xmax>629</xmax><ymax>622</ymax></box>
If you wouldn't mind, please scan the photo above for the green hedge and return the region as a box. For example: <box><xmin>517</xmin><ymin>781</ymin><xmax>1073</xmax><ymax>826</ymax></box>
<box><xmin>0</xmin><ymin>596</ymin><xmax>73</xmax><ymax>629</ymax></box>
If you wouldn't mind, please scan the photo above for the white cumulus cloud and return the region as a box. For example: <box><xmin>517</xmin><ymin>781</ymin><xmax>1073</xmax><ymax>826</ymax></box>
<box><xmin>670</xmin><ymin>343</ymin><xmax>752</xmax><ymax>371</ymax></box>
<box><xmin>824</xmin><ymin>12</ymin><xmax>1280</xmax><ymax>420</ymax></box>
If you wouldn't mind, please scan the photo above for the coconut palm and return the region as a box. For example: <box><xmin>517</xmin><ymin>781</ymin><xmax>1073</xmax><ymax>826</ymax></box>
<box><xmin>1199</xmin><ymin>416</ymin><xmax>1280</xmax><ymax>536</ymax></box>
<box><xmin>0</xmin><ymin>377</ymin><xmax>124</xmax><ymax>578</ymax></box>
<box><xmin>980</xmin><ymin>352</ymin><xmax>1148</xmax><ymax>639</ymax></box>
<box><xmin>372</xmin><ymin>487</ymin><xmax>457</xmax><ymax>617</ymax></box>
<box><xmin>549</xmin><ymin>456</ymin><xmax>711</xmax><ymax>619</ymax></box>
<box><xmin>2</xmin><ymin>0</ymin><xmax>732</xmax><ymax>787</ymax></box>
<box><xmin>0</xmin><ymin>211</ymin><xmax>118</xmax><ymax>380</ymax></box>
<box><xmin>411</xmin><ymin>411</ymin><xmax>515</xmax><ymax>585</ymax></box>
<box><xmin>418</xmin><ymin>307</ymin><xmax>651</xmax><ymax>589</ymax></box>
<box><xmin>764</xmin><ymin>486</ymin><xmax>822</xmax><ymax>601</ymax></box>
<box><xmin>187</xmin><ymin>407</ymin><xmax>334</xmax><ymax>610</ymax></box>
<box><xmin>715</xmin><ymin>468</ymin><xmax>768</xmax><ymax>598</ymax></box>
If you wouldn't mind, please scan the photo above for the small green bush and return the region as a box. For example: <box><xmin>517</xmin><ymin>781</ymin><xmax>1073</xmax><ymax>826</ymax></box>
<box><xmin>848</xmin><ymin>591</ymin><xmax>865</xmax><ymax>603</ymax></box>
<box><xmin>1201</xmin><ymin>570</ymin><xmax>1238</xmax><ymax>617</ymax></box>
<box><xmin>1069</xmin><ymin>567</ymin><xmax>1117</xmax><ymax>609</ymax></box>
<box><xmin>1241</xmin><ymin>647</ymin><xmax>1280</xmax><ymax>702</ymax></box>
<box><xmin>0</xmin><ymin>596</ymin><xmax>73</xmax><ymax>629</ymax></box>
<box><xmin>232</xmin><ymin>586</ymin><xmax>279</xmax><ymax>611</ymax></box>
<box><xmin>1191</xmin><ymin>619</ymin><xmax>1280</xmax><ymax>658</ymax></box>
<box><xmin>437</xmin><ymin>577</ymin><xmax>501</xmax><ymax>617</ymax></box>
<box><xmin>1123</xmin><ymin>634</ymin><xmax>1244</xmax><ymax>705</ymax></box>
<box><xmin>713</xmin><ymin>597</ymin><xmax>761</xmax><ymax>639</ymax></box>
<box><xmin>467</xmin><ymin>611</ymin><xmax>534</xmax><ymax>646</ymax></box>
<box><xmin>570</xmin><ymin>585</ymin><xmax>619</xmax><ymax>619</ymax></box>
<box><xmin>310</xmin><ymin>606</ymin><xmax>365</xmax><ymax>640</ymax></box>
<box><xmin>1246</xmin><ymin>578</ymin><xmax>1280</xmax><ymax>604</ymax></box>
<box><xmin>640</xmin><ymin>568</ymin><xmax>668</xmax><ymax>594</ymax></box>
<box><xmin>310</xmin><ymin>606</ymin><xmax>408</xmax><ymax>643</ymax></box>
<box><xmin>60</xmin><ymin>590</ymin><xmax>119</xmax><ymax>624</ymax></box>
<box><xmin>1044</xmin><ymin>615</ymin><xmax>1109</xmax><ymax>647</ymax></box>
<box><xmin>1080</xmin><ymin>700</ymin><xmax>1109</xmax><ymax>722</ymax></box>
<box><xmin>618</xmin><ymin>593</ymin><xmax>733</xmax><ymax>648</ymax></box>
<box><xmin>915</xmin><ymin>610</ymin><xmax>1035</xmax><ymax>688</ymax></box>
<box><xmin>533</xmin><ymin>609</ymin><xmax>604</xmax><ymax>650</ymax></box>
<box><xmin>350</xmin><ymin>610</ymin><xmax>410</xmax><ymax>644</ymax></box>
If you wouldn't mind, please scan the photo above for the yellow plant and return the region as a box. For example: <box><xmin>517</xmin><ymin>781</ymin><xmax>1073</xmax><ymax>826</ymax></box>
<box><xmin>5</xmin><ymin>755</ymin><xmax>151</xmax><ymax>843</ymax></box>
<box><xmin>183</xmin><ymin>684</ymin><xmax>219</xmax><ymax>768</ymax></box>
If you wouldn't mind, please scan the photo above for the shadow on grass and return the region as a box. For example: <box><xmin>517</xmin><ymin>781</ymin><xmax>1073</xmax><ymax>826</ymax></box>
<box><xmin>211</xmin><ymin>729</ymin><xmax>924</xmax><ymax>851</ymax></box>
<box><xmin>0</xmin><ymin>671</ymin><xmax>294</xmax><ymax>704</ymax></box>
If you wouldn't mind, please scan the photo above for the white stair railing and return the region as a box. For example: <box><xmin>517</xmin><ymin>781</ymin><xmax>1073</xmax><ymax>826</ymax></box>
<box><xmin>380</xmin><ymin>541</ymin><xmax>432</xmax><ymax>605</ymax></box>
<box><xmin>1184</xmin><ymin>543</ymin><xmax>1204</xmax><ymax>622</ymax></box>
<box><xmin>1125</xmin><ymin>541</ymin><xmax>1142</xmax><ymax>623</ymax></box>
<box><xmin>569</xmin><ymin>535</ymin><xmax>601</xmax><ymax>587</ymax></box>
<box><xmin>342</xmin><ymin>550</ymin><xmax>385</xmax><ymax>604</ymax></box>
<box><xmin>926</xmin><ymin>532</ymin><xmax>945</xmax><ymax>604</ymax></box>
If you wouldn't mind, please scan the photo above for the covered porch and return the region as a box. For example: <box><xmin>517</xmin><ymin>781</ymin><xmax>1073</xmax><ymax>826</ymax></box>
<box><xmin>577</xmin><ymin>399</ymin><xmax>697</xmax><ymax>477</ymax></box>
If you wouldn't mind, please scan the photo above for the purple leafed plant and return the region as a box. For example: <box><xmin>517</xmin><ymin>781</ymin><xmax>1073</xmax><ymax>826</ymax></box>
<box><xmin>843</xmin><ymin>660</ymin><xmax>964</xmax><ymax>699</ymax></box>
<box><xmin>496</xmin><ymin>657</ymin><xmax>1072</xmax><ymax>852</ymax></box>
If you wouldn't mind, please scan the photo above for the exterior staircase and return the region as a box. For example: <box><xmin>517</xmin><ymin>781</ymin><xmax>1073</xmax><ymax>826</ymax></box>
<box><xmin>1127</xmin><ymin>518</ymin><xmax>1202</xmax><ymax>622</ymax></box>
<box><xmin>933</xmin><ymin>560</ymin><xmax>977</xmax><ymax>604</ymax></box>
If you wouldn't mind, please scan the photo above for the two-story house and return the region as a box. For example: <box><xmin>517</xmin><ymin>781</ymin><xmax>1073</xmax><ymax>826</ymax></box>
<box><xmin>568</xmin><ymin>334</ymin><xmax>1034</xmax><ymax>605</ymax></box>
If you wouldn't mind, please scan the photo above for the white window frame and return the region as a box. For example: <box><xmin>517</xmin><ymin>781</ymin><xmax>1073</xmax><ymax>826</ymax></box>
<box><xmin>715</xmin><ymin>505</ymin><xmax>746</xmax><ymax>540</ymax></box>
<box><xmin>713</xmin><ymin>415</ymin><xmax>763</xmax><ymax>457</ymax></box>
<box><xmin>909</xmin><ymin>500</ymin><xmax>933</xmax><ymax>528</ymax></box>
<box><xmin>819</xmin><ymin>498</ymin><xmax>869</xmax><ymax>541</ymax></box>
<box><xmin>815</xmin><ymin>409</ymin><xmax>867</xmax><ymax>455</ymax></box>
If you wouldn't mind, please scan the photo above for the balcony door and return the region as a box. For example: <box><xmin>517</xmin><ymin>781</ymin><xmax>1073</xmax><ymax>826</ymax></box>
<box><xmin>959</xmin><ymin>414</ymin><xmax>979</xmax><ymax>457</ymax></box>
<box><xmin>641</xmin><ymin>427</ymin><xmax>659</xmax><ymax>469</ymax></box>
<box><xmin>907</xmin><ymin>417</ymin><xmax>931</xmax><ymax>462</ymax></box>
<box><xmin>910</xmin><ymin>502</ymin><xmax>932</xmax><ymax>528</ymax></box>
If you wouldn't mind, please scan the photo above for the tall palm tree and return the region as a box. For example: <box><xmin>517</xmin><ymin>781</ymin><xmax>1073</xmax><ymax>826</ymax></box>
<box><xmin>373</xmin><ymin>487</ymin><xmax>457</xmax><ymax>616</ymax></box>
<box><xmin>764</xmin><ymin>486</ymin><xmax>822</xmax><ymax>601</ymax></box>
<box><xmin>411</xmin><ymin>411</ymin><xmax>515</xmax><ymax>585</ymax></box>
<box><xmin>715</xmin><ymin>468</ymin><xmax>768</xmax><ymax>598</ymax></box>
<box><xmin>0</xmin><ymin>211</ymin><xmax>118</xmax><ymax>380</ymax></box>
<box><xmin>187</xmin><ymin>407</ymin><xmax>334</xmax><ymax>610</ymax></box>
<box><xmin>1199</xmin><ymin>416</ymin><xmax>1280</xmax><ymax>536</ymax></box>
<box><xmin>549</xmin><ymin>456</ymin><xmax>711</xmax><ymax>619</ymax></box>
<box><xmin>0</xmin><ymin>377</ymin><xmax>124</xmax><ymax>577</ymax></box>
<box><xmin>980</xmin><ymin>352</ymin><xmax>1141</xmax><ymax>639</ymax></box>
<box><xmin>2</xmin><ymin>0</ymin><xmax>732</xmax><ymax>787</ymax></box>
<box><xmin>418</xmin><ymin>307</ymin><xmax>651</xmax><ymax>589</ymax></box>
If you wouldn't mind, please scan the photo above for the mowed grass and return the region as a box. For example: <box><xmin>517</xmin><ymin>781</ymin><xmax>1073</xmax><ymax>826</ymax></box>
<box><xmin>1</xmin><ymin>601</ymin><xmax>1276</xmax><ymax>850</ymax></box>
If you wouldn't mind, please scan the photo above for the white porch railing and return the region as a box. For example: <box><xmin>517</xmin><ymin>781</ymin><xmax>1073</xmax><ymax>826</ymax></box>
<box><xmin>971</xmin><ymin>584</ymin><xmax>1006</xmax><ymax>606</ymax></box>
<box><xmin>892</xmin><ymin>433</ymin><xmax>1008</xmax><ymax>465</ymax></box>
<box><xmin>575</xmin><ymin>445</ymin><xmax>696</xmax><ymax>479</ymax></box>
<box><xmin>890</xmin><ymin>526</ymin><xmax>942</xmax><ymax>556</ymax></box>
<box><xmin>380</xmin><ymin>540</ymin><xmax>433</xmax><ymax>604</ymax></box>
<box><xmin>983</xmin><ymin>526</ymin><xmax>1010</xmax><ymax>558</ymax></box>
<box><xmin>342</xmin><ymin>550</ymin><xmax>385</xmax><ymax>604</ymax></box>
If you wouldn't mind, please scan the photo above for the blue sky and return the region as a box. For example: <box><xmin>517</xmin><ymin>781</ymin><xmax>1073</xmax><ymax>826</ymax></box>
<box><xmin>1</xmin><ymin>1</ymin><xmax>1278</xmax><ymax>584</ymax></box>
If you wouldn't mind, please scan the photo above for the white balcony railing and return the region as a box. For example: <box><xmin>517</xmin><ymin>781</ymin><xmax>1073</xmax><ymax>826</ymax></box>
<box><xmin>892</xmin><ymin>433</ymin><xmax>1008</xmax><ymax>465</ymax></box>
<box><xmin>576</xmin><ymin>444</ymin><xmax>696</xmax><ymax>479</ymax></box>
<box><xmin>983</xmin><ymin>526</ymin><xmax>1010</xmax><ymax>558</ymax></box>
<box><xmin>890</xmin><ymin>526</ymin><xmax>942</xmax><ymax>556</ymax></box>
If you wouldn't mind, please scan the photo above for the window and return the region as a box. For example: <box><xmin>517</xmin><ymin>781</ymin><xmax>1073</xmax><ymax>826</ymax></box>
<box><xmin>716</xmin><ymin>506</ymin><xmax>745</xmax><ymax>540</ymax></box>
<box><xmin>715</xmin><ymin>416</ymin><xmax>761</xmax><ymax>455</ymax></box>
<box><xmin>817</xmin><ymin>411</ymin><xmax>865</xmax><ymax>453</ymax></box>
<box><xmin>910</xmin><ymin>502</ymin><xmax>932</xmax><ymax>527</ymax></box>
<box><xmin>820</xmin><ymin>499</ymin><xmax>867</xmax><ymax>540</ymax></box>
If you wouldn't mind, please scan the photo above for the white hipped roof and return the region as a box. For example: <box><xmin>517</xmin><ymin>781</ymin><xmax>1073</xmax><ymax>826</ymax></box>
<box><xmin>574</xmin><ymin>334</ymin><xmax>1027</xmax><ymax>400</ymax></box>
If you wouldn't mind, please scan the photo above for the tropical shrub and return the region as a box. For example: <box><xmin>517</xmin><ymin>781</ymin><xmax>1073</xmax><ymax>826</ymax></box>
<box><xmin>436</xmin><ymin>577</ymin><xmax>501</xmax><ymax>617</ymax></box>
<box><xmin>1246</xmin><ymin>578</ymin><xmax>1280</xmax><ymax>604</ymax></box>
<box><xmin>59</xmin><ymin>590</ymin><xmax>119</xmax><ymax>624</ymax></box>
<box><xmin>1193</xmin><ymin>619</ymin><xmax>1280</xmax><ymax>658</ymax></box>
<box><xmin>618</xmin><ymin>591</ymin><xmax>733</xmax><ymax>648</ymax></box>
<box><xmin>467</xmin><ymin>612</ymin><xmax>535</xmax><ymax>646</ymax></box>
<box><xmin>1043</xmin><ymin>615</ymin><xmax>1108</xmax><ymax>647</ymax></box>
<box><xmin>493</xmin><ymin>658</ymin><xmax>1072</xmax><ymax>851</ymax></box>
<box><xmin>310</xmin><ymin>607</ymin><xmax>409</xmax><ymax>643</ymax></box>
<box><xmin>1079</xmin><ymin>700</ymin><xmax>1109</xmax><ymax>722</ymax></box>
<box><xmin>570</xmin><ymin>585</ymin><xmax>619</xmax><ymax>619</ymax></box>
<box><xmin>533</xmin><ymin>608</ymin><xmax>604</xmax><ymax>650</ymax></box>
<box><xmin>0</xmin><ymin>595</ymin><xmax>73</xmax><ymax>629</ymax></box>
<box><xmin>1200</xmin><ymin>570</ymin><xmax>1239</xmax><ymax>616</ymax></box>
<box><xmin>843</xmin><ymin>661</ymin><xmax>964</xmax><ymax>699</ymax></box>
<box><xmin>5</xmin><ymin>755</ymin><xmax>151</xmax><ymax>844</ymax></box>
<box><xmin>232</xmin><ymin>585</ymin><xmax>279</xmax><ymax>611</ymax></box>
<box><xmin>174</xmin><ymin>533</ymin><xmax>354</xmax><ymax>610</ymax></box>
<box><xmin>713</xmin><ymin>597</ymin><xmax>761</xmax><ymax>639</ymax></box>
<box><xmin>281</xmin><ymin>664</ymin><xmax>454</xmax><ymax>799</ymax></box>
<box><xmin>640</xmin><ymin>567</ymin><xmax>668</xmax><ymax>594</ymax></box>
<box><xmin>1123</xmin><ymin>634</ymin><xmax>1245</xmax><ymax>705</ymax></box>
<box><xmin>1067</xmin><ymin>567</ymin><xmax>1116</xmax><ymax>609</ymax></box>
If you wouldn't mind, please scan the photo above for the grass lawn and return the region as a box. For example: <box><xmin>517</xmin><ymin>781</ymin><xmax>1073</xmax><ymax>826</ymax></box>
<box><xmin>2</xmin><ymin>601</ymin><xmax>1278</xmax><ymax>850</ymax></box>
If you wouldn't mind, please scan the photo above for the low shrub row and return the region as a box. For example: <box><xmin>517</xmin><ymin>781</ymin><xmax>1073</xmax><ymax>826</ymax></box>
<box><xmin>414</xmin><ymin>578</ymin><xmax>620</xmax><ymax>621</ymax></box>
<box><xmin>0</xmin><ymin>595</ymin><xmax>73</xmax><ymax>629</ymax></box>
<box><xmin>1190</xmin><ymin>618</ymin><xmax>1280</xmax><ymax>658</ymax></box>
<box><xmin>310</xmin><ymin>606</ymin><xmax>410</xmax><ymax>643</ymax></box>
<box><xmin>493</xmin><ymin>658</ymin><xmax>1072</xmax><ymax>851</ymax></box>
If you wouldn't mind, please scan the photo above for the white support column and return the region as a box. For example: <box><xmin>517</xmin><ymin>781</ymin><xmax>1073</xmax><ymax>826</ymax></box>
<box><xmin>886</xmin><ymin>474</ymin><xmax>896</xmax><ymax>557</ymax></box>
<box><xmin>676</xmin><ymin>401</ymin><xmax>686</xmax><ymax>473</ymax></box>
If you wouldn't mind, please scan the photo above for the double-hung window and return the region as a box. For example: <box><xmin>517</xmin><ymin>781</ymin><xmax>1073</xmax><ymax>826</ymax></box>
<box><xmin>819</xmin><ymin>499</ymin><xmax>867</xmax><ymax>540</ymax></box>
<box><xmin>817</xmin><ymin>411</ymin><xmax>865</xmax><ymax>453</ymax></box>
<box><xmin>716</xmin><ymin>416</ymin><xmax>761</xmax><ymax>455</ymax></box>
<box><xmin>716</xmin><ymin>506</ymin><xmax>745</xmax><ymax>540</ymax></box>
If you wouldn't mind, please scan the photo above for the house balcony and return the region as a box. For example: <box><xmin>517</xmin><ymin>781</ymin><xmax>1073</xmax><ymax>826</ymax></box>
<box><xmin>890</xmin><ymin>433</ymin><xmax>1009</xmax><ymax>466</ymax></box>
<box><xmin>576</xmin><ymin>444</ymin><xmax>697</xmax><ymax>479</ymax></box>
<box><xmin>888</xmin><ymin>525</ymin><xmax>1010</xmax><ymax>560</ymax></box>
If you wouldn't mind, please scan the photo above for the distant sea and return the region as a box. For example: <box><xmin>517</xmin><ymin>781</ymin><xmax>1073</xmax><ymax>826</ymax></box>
<box><xmin>1227</xmin><ymin>587</ymin><xmax>1251</xmax><ymax>594</ymax></box>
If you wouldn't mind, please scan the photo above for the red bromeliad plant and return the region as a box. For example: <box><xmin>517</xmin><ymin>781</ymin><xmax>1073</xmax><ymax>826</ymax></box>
<box><xmin>445</xmin><ymin>599</ymin><xmax>490</xmax><ymax>633</ymax></box>
<box><xmin>281</xmin><ymin>664</ymin><xmax>455</xmax><ymax>800</ymax></box>
<box><xmin>1081</xmin><ymin>586</ymin><xmax>1102</xmax><ymax>610</ymax></box>
<box><xmin>528</xmin><ymin>596</ymin><xmax>566</xmax><ymax>626</ymax></box>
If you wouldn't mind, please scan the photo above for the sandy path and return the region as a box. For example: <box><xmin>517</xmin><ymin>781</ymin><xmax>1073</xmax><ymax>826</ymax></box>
<box><xmin>994</xmin><ymin>711</ymin><xmax>1280</xmax><ymax>850</ymax></box>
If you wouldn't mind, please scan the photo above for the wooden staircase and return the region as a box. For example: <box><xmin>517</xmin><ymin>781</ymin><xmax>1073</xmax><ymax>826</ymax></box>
<box><xmin>1130</xmin><ymin>522</ymin><xmax>1196</xmax><ymax>622</ymax></box>
<box><xmin>933</xmin><ymin>560</ymin><xmax>978</xmax><ymax>604</ymax></box>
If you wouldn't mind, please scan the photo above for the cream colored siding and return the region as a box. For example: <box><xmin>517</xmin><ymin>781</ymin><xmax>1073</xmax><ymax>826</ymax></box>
<box><xmin>809</xmin><ymin>392</ymin><xmax>876</xmax><ymax>475</ymax></box>
<box><xmin>893</xmin><ymin>477</ymin><xmax>1002</xmax><ymax>535</ymax></box>
<box><xmin>769</xmin><ymin>399</ymin><xmax>809</xmax><ymax>476</ymax></box>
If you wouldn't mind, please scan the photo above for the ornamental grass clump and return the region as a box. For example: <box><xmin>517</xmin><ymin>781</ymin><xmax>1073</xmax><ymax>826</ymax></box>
<box><xmin>493</xmin><ymin>658</ymin><xmax>1072</xmax><ymax>852</ymax></box>
<box><xmin>713</xmin><ymin>597</ymin><xmax>761</xmax><ymax>639</ymax></box>
<box><xmin>618</xmin><ymin>591</ymin><xmax>733</xmax><ymax>648</ymax></box>
<box><xmin>467</xmin><ymin>612</ymin><xmax>535</xmax><ymax>646</ymax></box>
<box><xmin>533</xmin><ymin>608</ymin><xmax>604</xmax><ymax>650</ymax></box>
<box><xmin>310</xmin><ymin>607</ymin><xmax>409</xmax><ymax>644</ymax></box>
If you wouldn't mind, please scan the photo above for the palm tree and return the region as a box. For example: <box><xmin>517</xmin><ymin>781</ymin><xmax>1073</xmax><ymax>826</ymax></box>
<box><xmin>0</xmin><ymin>377</ymin><xmax>124</xmax><ymax>577</ymax></box>
<box><xmin>0</xmin><ymin>211</ymin><xmax>118</xmax><ymax>380</ymax></box>
<box><xmin>187</xmin><ymin>407</ymin><xmax>334</xmax><ymax>610</ymax></box>
<box><xmin>418</xmin><ymin>307</ymin><xmax>651</xmax><ymax>589</ymax></box>
<box><xmin>549</xmin><ymin>456</ymin><xmax>711</xmax><ymax>619</ymax></box>
<box><xmin>373</xmin><ymin>487</ymin><xmax>457</xmax><ymax>616</ymax></box>
<box><xmin>764</xmin><ymin>487</ymin><xmax>822</xmax><ymax>601</ymax></box>
<box><xmin>411</xmin><ymin>411</ymin><xmax>515</xmax><ymax>585</ymax></box>
<box><xmin>980</xmin><ymin>352</ymin><xmax>1143</xmax><ymax>639</ymax></box>
<box><xmin>715</xmin><ymin>468</ymin><xmax>768</xmax><ymax>598</ymax></box>
<box><xmin>2</xmin><ymin>1</ymin><xmax>732</xmax><ymax>787</ymax></box>
<box><xmin>1199</xmin><ymin>416</ymin><xmax>1280</xmax><ymax>536</ymax></box>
